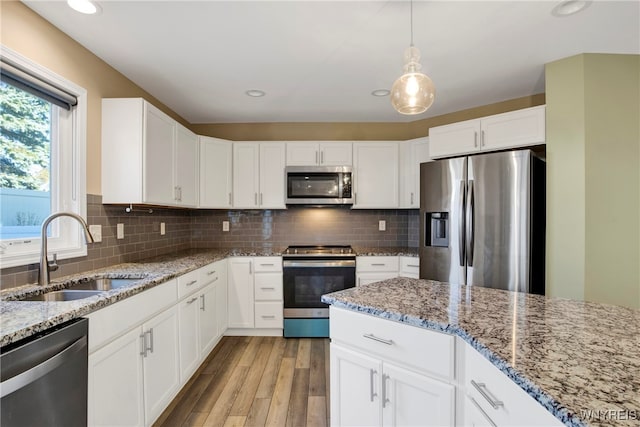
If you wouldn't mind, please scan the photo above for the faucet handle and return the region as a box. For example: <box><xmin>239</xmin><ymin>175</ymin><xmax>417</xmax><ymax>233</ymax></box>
<box><xmin>48</xmin><ymin>253</ymin><xmax>59</xmax><ymax>272</ymax></box>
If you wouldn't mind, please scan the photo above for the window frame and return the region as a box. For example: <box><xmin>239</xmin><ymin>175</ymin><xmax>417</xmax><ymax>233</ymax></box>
<box><xmin>0</xmin><ymin>45</ymin><xmax>87</xmax><ymax>269</ymax></box>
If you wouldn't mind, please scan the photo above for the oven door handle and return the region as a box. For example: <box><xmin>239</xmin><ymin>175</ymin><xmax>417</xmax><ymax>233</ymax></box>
<box><xmin>283</xmin><ymin>260</ymin><xmax>356</xmax><ymax>268</ymax></box>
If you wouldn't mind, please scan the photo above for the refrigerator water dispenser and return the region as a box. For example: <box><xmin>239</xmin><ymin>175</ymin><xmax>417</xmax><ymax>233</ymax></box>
<box><xmin>425</xmin><ymin>212</ymin><xmax>449</xmax><ymax>247</ymax></box>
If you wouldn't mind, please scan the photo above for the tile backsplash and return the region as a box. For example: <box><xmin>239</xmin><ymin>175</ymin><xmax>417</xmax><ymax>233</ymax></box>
<box><xmin>1</xmin><ymin>195</ymin><xmax>418</xmax><ymax>289</ymax></box>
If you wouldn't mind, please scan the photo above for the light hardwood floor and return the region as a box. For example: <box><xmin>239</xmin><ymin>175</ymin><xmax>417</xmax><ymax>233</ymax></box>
<box><xmin>154</xmin><ymin>336</ymin><xmax>330</xmax><ymax>427</ymax></box>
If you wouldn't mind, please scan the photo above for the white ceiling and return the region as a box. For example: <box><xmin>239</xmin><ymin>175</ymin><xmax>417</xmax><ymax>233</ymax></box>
<box><xmin>23</xmin><ymin>1</ymin><xmax>640</xmax><ymax>124</ymax></box>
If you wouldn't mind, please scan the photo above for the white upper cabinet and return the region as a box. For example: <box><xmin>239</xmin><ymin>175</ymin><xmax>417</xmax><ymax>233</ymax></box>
<box><xmin>102</xmin><ymin>98</ymin><xmax>198</xmax><ymax>207</ymax></box>
<box><xmin>286</xmin><ymin>142</ymin><xmax>352</xmax><ymax>166</ymax></box>
<box><xmin>399</xmin><ymin>137</ymin><xmax>431</xmax><ymax>208</ymax></box>
<box><xmin>429</xmin><ymin>105</ymin><xmax>546</xmax><ymax>159</ymax></box>
<box><xmin>199</xmin><ymin>136</ymin><xmax>233</xmax><ymax>208</ymax></box>
<box><xmin>233</xmin><ymin>142</ymin><xmax>286</xmax><ymax>209</ymax></box>
<box><xmin>352</xmin><ymin>142</ymin><xmax>399</xmax><ymax>208</ymax></box>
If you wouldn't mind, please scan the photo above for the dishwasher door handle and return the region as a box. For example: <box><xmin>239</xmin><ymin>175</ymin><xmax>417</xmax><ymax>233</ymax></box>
<box><xmin>0</xmin><ymin>336</ymin><xmax>87</xmax><ymax>398</ymax></box>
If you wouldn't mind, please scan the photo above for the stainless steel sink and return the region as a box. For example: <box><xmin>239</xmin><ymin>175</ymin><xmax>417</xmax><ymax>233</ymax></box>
<box><xmin>68</xmin><ymin>277</ymin><xmax>144</xmax><ymax>291</ymax></box>
<box><xmin>22</xmin><ymin>289</ymin><xmax>104</xmax><ymax>302</ymax></box>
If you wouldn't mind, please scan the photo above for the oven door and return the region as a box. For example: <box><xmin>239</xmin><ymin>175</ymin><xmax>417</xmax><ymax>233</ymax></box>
<box><xmin>283</xmin><ymin>259</ymin><xmax>355</xmax><ymax>317</ymax></box>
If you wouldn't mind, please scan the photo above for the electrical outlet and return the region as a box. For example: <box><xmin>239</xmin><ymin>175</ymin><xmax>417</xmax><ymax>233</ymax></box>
<box><xmin>222</xmin><ymin>221</ymin><xmax>230</xmax><ymax>232</ymax></box>
<box><xmin>378</xmin><ymin>220</ymin><xmax>386</xmax><ymax>231</ymax></box>
<box><xmin>116</xmin><ymin>223</ymin><xmax>124</xmax><ymax>239</ymax></box>
<box><xmin>89</xmin><ymin>225</ymin><xmax>102</xmax><ymax>242</ymax></box>
<box><xmin>160</xmin><ymin>222</ymin><xmax>166</xmax><ymax>235</ymax></box>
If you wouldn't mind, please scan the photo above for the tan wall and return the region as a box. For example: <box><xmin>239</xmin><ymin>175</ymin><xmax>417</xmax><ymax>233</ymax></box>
<box><xmin>191</xmin><ymin>94</ymin><xmax>545</xmax><ymax>141</ymax></box>
<box><xmin>546</xmin><ymin>53</ymin><xmax>640</xmax><ymax>309</ymax></box>
<box><xmin>0</xmin><ymin>1</ymin><xmax>191</xmax><ymax>195</ymax></box>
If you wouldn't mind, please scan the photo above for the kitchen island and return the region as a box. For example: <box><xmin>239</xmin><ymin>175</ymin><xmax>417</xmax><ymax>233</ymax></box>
<box><xmin>322</xmin><ymin>277</ymin><xmax>639</xmax><ymax>427</ymax></box>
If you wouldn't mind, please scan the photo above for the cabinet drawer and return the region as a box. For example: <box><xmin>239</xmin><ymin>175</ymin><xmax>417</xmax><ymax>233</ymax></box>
<box><xmin>177</xmin><ymin>269</ymin><xmax>202</xmax><ymax>299</ymax></box>
<box><xmin>330</xmin><ymin>307</ymin><xmax>454</xmax><ymax>380</ymax></box>
<box><xmin>198</xmin><ymin>262</ymin><xmax>223</xmax><ymax>287</ymax></box>
<box><xmin>255</xmin><ymin>302</ymin><xmax>283</xmax><ymax>328</ymax></box>
<box><xmin>356</xmin><ymin>256</ymin><xmax>399</xmax><ymax>272</ymax></box>
<box><xmin>464</xmin><ymin>343</ymin><xmax>562</xmax><ymax>426</ymax></box>
<box><xmin>400</xmin><ymin>256</ymin><xmax>420</xmax><ymax>278</ymax></box>
<box><xmin>253</xmin><ymin>257</ymin><xmax>282</xmax><ymax>272</ymax></box>
<box><xmin>87</xmin><ymin>279</ymin><xmax>177</xmax><ymax>352</ymax></box>
<box><xmin>254</xmin><ymin>273</ymin><xmax>283</xmax><ymax>301</ymax></box>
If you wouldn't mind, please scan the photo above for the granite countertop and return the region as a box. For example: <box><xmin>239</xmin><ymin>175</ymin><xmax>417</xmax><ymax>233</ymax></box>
<box><xmin>321</xmin><ymin>277</ymin><xmax>639</xmax><ymax>427</ymax></box>
<box><xmin>0</xmin><ymin>247</ymin><xmax>284</xmax><ymax>348</ymax></box>
<box><xmin>353</xmin><ymin>246</ymin><xmax>418</xmax><ymax>257</ymax></box>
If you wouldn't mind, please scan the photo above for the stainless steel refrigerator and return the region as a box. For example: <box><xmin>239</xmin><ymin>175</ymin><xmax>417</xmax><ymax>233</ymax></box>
<box><xmin>419</xmin><ymin>149</ymin><xmax>545</xmax><ymax>294</ymax></box>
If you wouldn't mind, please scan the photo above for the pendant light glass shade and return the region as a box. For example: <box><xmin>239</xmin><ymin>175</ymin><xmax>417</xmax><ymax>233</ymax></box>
<box><xmin>391</xmin><ymin>46</ymin><xmax>435</xmax><ymax>115</ymax></box>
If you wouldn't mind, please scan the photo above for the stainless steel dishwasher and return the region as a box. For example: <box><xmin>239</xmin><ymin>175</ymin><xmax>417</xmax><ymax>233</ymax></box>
<box><xmin>1</xmin><ymin>317</ymin><xmax>88</xmax><ymax>426</ymax></box>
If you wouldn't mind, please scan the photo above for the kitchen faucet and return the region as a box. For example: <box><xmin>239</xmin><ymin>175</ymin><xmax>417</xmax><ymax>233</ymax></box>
<box><xmin>39</xmin><ymin>212</ymin><xmax>94</xmax><ymax>286</ymax></box>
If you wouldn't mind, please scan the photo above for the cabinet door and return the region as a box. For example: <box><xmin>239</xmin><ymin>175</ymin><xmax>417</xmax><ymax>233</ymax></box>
<box><xmin>175</xmin><ymin>124</ymin><xmax>198</xmax><ymax>207</ymax></box>
<box><xmin>353</xmin><ymin>142</ymin><xmax>399</xmax><ymax>208</ymax></box>
<box><xmin>233</xmin><ymin>143</ymin><xmax>260</xmax><ymax>208</ymax></box>
<box><xmin>199</xmin><ymin>136</ymin><xmax>233</xmax><ymax>208</ymax></box>
<box><xmin>429</xmin><ymin>119</ymin><xmax>481</xmax><ymax>159</ymax></box>
<box><xmin>259</xmin><ymin>142</ymin><xmax>286</xmax><ymax>208</ymax></box>
<box><xmin>178</xmin><ymin>294</ymin><xmax>200</xmax><ymax>383</ymax></box>
<box><xmin>330</xmin><ymin>344</ymin><xmax>382</xmax><ymax>427</ymax></box>
<box><xmin>88</xmin><ymin>327</ymin><xmax>145</xmax><ymax>427</ymax></box>
<box><xmin>464</xmin><ymin>396</ymin><xmax>496</xmax><ymax>427</ymax></box>
<box><xmin>320</xmin><ymin>142</ymin><xmax>352</xmax><ymax>165</ymax></box>
<box><xmin>382</xmin><ymin>362</ymin><xmax>455</xmax><ymax>427</ymax></box>
<box><xmin>481</xmin><ymin>106</ymin><xmax>545</xmax><ymax>151</ymax></box>
<box><xmin>227</xmin><ymin>257</ymin><xmax>254</xmax><ymax>328</ymax></box>
<box><xmin>142</xmin><ymin>306</ymin><xmax>180</xmax><ymax>426</ymax></box>
<box><xmin>215</xmin><ymin>261</ymin><xmax>229</xmax><ymax>335</ymax></box>
<box><xmin>143</xmin><ymin>103</ymin><xmax>175</xmax><ymax>204</ymax></box>
<box><xmin>286</xmin><ymin>142</ymin><xmax>320</xmax><ymax>165</ymax></box>
<box><xmin>400</xmin><ymin>138</ymin><xmax>431</xmax><ymax>208</ymax></box>
<box><xmin>199</xmin><ymin>285</ymin><xmax>218</xmax><ymax>356</ymax></box>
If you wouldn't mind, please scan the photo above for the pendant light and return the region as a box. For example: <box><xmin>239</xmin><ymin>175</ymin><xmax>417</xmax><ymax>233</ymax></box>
<box><xmin>390</xmin><ymin>0</ymin><xmax>435</xmax><ymax>115</ymax></box>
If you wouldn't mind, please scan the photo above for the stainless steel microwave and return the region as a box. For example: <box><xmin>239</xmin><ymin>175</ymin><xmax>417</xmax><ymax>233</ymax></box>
<box><xmin>285</xmin><ymin>166</ymin><xmax>353</xmax><ymax>205</ymax></box>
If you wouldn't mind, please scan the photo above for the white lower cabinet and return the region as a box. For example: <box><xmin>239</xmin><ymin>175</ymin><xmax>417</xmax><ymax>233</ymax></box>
<box><xmin>227</xmin><ymin>257</ymin><xmax>255</xmax><ymax>328</ymax></box>
<box><xmin>88</xmin><ymin>306</ymin><xmax>180</xmax><ymax>427</ymax></box>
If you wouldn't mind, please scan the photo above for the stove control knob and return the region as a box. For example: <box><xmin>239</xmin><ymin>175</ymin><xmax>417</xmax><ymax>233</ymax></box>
<box><xmin>294</xmin><ymin>249</ymin><xmax>298</xmax><ymax>254</ymax></box>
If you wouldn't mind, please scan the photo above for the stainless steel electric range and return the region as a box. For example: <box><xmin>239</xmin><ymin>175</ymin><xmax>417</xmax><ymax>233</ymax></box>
<box><xmin>282</xmin><ymin>245</ymin><xmax>356</xmax><ymax>337</ymax></box>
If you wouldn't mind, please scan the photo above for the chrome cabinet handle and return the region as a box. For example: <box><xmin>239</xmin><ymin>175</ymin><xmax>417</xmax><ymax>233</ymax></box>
<box><xmin>207</xmin><ymin>270</ymin><xmax>216</xmax><ymax>276</ymax></box>
<box><xmin>363</xmin><ymin>333</ymin><xmax>394</xmax><ymax>346</ymax></box>
<box><xmin>140</xmin><ymin>333</ymin><xmax>146</xmax><ymax>357</ymax></box>
<box><xmin>474</xmin><ymin>131</ymin><xmax>478</xmax><ymax>147</ymax></box>
<box><xmin>371</xmin><ymin>263</ymin><xmax>386</xmax><ymax>266</ymax></box>
<box><xmin>410</xmin><ymin>192</ymin><xmax>414</xmax><ymax>205</ymax></box>
<box><xmin>321</xmin><ymin>151</ymin><xmax>324</xmax><ymax>164</ymax></box>
<box><xmin>315</xmin><ymin>151</ymin><xmax>319</xmax><ymax>164</ymax></box>
<box><xmin>0</xmin><ymin>337</ymin><xmax>86</xmax><ymax>398</ymax></box>
<box><xmin>254</xmin><ymin>193</ymin><xmax>258</xmax><ymax>205</ymax></box>
<box><xmin>407</xmin><ymin>264</ymin><xmax>419</xmax><ymax>268</ymax></box>
<box><xmin>481</xmin><ymin>130</ymin><xmax>485</xmax><ymax>147</ymax></box>
<box><xmin>186</xmin><ymin>296</ymin><xmax>198</xmax><ymax>305</ymax></box>
<box><xmin>260</xmin><ymin>287</ymin><xmax>276</xmax><ymax>291</ymax></box>
<box><xmin>200</xmin><ymin>294</ymin><xmax>205</xmax><ymax>311</ymax></box>
<box><xmin>147</xmin><ymin>329</ymin><xmax>154</xmax><ymax>354</ymax></box>
<box><xmin>382</xmin><ymin>374</ymin><xmax>390</xmax><ymax>408</ymax></box>
<box><xmin>370</xmin><ymin>369</ymin><xmax>377</xmax><ymax>402</ymax></box>
<box><xmin>249</xmin><ymin>260</ymin><xmax>252</xmax><ymax>274</ymax></box>
<box><xmin>469</xmin><ymin>397</ymin><xmax>498</xmax><ymax>427</ymax></box>
<box><xmin>471</xmin><ymin>380</ymin><xmax>504</xmax><ymax>409</ymax></box>
<box><xmin>261</xmin><ymin>315</ymin><xmax>276</xmax><ymax>319</ymax></box>
<box><xmin>260</xmin><ymin>263</ymin><xmax>275</xmax><ymax>266</ymax></box>
<box><xmin>186</xmin><ymin>280</ymin><xmax>198</xmax><ymax>286</ymax></box>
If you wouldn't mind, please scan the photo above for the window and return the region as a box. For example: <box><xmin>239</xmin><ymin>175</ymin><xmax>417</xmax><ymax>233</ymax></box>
<box><xmin>0</xmin><ymin>46</ymin><xmax>87</xmax><ymax>268</ymax></box>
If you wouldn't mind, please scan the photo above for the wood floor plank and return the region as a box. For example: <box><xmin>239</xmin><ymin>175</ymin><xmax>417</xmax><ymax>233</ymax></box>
<box><xmin>306</xmin><ymin>396</ymin><xmax>327</xmax><ymax>427</ymax></box>
<box><xmin>285</xmin><ymin>368</ymin><xmax>309</xmax><ymax>427</ymax></box>
<box><xmin>156</xmin><ymin>373</ymin><xmax>214</xmax><ymax>427</ymax></box>
<box><xmin>193</xmin><ymin>337</ymin><xmax>251</xmax><ymax>413</ymax></box>
<box><xmin>203</xmin><ymin>365</ymin><xmax>250</xmax><ymax>426</ymax></box>
<box><xmin>237</xmin><ymin>336</ymin><xmax>263</xmax><ymax>367</ymax></box>
<box><xmin>295</xmin><ymin>338</ymin><xmax>311</xmax><ymax>369</ymax></box>
<box><xmin>283</xmin><ymin>338</ymin><xmax>298</xmax><ymax>358</ymax></box>
<box><xmin>223</xmin><ymin>416</ymin><xmax>246</xmax><ymax>427</ymax></box>
<box><xmin>309</xmin><ymin>339</ymin><xmax>326</xmax><ymax>397</ymax></box>
<box><xmin>229</xmin><ymin>339</ymin><xmax>274</xmax><ymax>416</ymax></box>
<box><xmin>202</xmin><ymin>336</ymin><xmax>241</xmax><ymax>375</ymax></box>
<box><xmin>182</xmin><ymin>412</ymin><xmax>209</xmax><ymax>427</ymax></box>
<box><xmin>264</xmin><ymin>357</ymin><xmax>296</xmax><ymax>426</ymax></box>
<box><xmin>255</xmin><ymin>337</ymin><xmax>287</xmax><ymax>399</ymax></box>
<box><xmin>244</xmin><ymin>398</ymin><xmax>271</xmax><ymax>427</ymax></box>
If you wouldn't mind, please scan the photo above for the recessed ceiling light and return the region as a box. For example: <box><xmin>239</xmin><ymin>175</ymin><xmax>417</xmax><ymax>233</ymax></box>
<box><xmin>67</xmin><ymin>0</ymin><xmax>101</xmax><ymax>15</ymax></box>
<box><xmin>551</xmin><ymin>0</ymin><xmax>591</xmax><ymax>17</ymax></box>
<box><xmin>371</xmin><ymin>89</ymin><xmax>390</xmax><ymax>97</ymax></box>
<box><xmin>245</xmin><ymin>90</ymin><xmax>266</xmax><ymax>97</ymax></box>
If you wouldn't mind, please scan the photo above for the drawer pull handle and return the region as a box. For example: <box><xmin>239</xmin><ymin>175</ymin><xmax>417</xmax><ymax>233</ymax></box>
<box><xmin>382</xmin><ymin>373</ymin><xmax>390</xmax><ymax>408</ymax></box>
<box><xmin>260</xmin><ymin>287</ymin><xmax>276</xmax><ymax>290</ymax></box>
<box><xmin>471</xmin><ymin>380</ymin><xmax>504</xmax><ymax>409</ymax></box>
<box><xmin>186</xmin><ymin>280</ymin><xmax>198</xmax><ymax>286</ymax></box>
<box><xmin>407</xmin><ymin>264</ymin><xmax>419</xmax><ymax>268</ymax></box>
<box><xmin>262</xmin><ymin>315</ymin><xmax>276</xmax><ymax>319</ymax></box>
<box><xmin>371</xmin><ymin>263</ymin><xmax>386</xmax><ymax>266</ymax></box>
<box><xmin>370</xmin><ymin>369</ymin><xmax>377</xmax><ymax>402</ymax></box>
<box><xmin>469</xmin><ymin>397</ymin><xmax>498</xmax><ymax>427</ymax></box>
<box><xmin>363</xmin><ymin>334</ymin><xmax>394</xmax><ymax>346</ymax></box>
<box><xmin>186</xmin><ymin>297</ymin><xmax>198</xmax><ymax>305</ymax></box>
<box><xmin>260</xmin><ymin>263</ymin><xmax>275</xmax><ymax>267</ymax></box>
<box><xmin>211</xmin><ymin>276</ymin><xmax>218</xmax><ymax>282</ymax></box>
<box><xmin>207</xmin><ymin>270</ymin><xmax>216</xmax><ymax>276</ymax></box>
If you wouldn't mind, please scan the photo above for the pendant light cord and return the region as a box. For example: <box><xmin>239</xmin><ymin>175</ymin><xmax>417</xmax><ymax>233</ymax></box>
<box><xmin>410</xmin><ymin>0</ymin><xmax>414</xmax><ymax>47</ymax></box>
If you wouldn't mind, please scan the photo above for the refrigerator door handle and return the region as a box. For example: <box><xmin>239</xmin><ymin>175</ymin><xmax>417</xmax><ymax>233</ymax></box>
<box><xmin>458</xmin><ymin>180</ymin><xmax>466</xmax><ymax>267</ymax></box>
<box><xmin>466</xmin><ymin>180</ymin><xmax>475</xmax><ymax>267</ymax></box>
